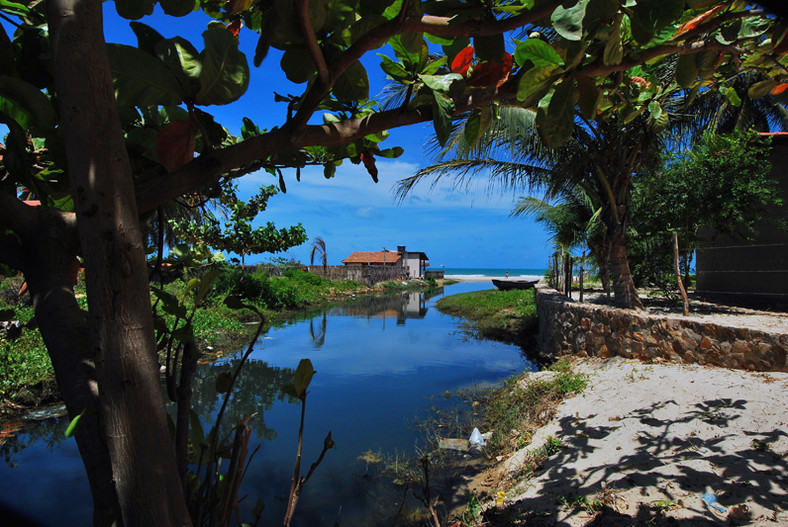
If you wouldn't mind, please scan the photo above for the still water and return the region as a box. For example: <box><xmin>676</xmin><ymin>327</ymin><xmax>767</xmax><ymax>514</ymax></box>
<box><xmin>0</xmin><ymin>281</ymin><xmax>536</xmax><ymax>525</ymax></box>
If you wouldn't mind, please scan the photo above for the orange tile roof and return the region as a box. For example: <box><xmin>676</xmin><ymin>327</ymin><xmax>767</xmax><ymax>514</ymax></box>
<box><xmin>342</xmin><ymin>251</ymin><xmax>402</xmax><ymax>264</ymax></box>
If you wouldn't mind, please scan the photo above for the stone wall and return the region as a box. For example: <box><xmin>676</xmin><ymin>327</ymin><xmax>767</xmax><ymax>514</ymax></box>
<box><xmin>535</xmin><ymin>286</ymin><xmax>788</xmax><ymax>372</ymax></box>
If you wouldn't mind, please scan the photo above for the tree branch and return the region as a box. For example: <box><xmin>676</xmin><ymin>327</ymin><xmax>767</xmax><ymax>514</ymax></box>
<box><xmin>296</xmin><ymin>0</ymin><xmax>329</xmax><ymax>85</ymax></box>
<box><xmin>0</xmin><ymin>191</ymin><xmax>39</xmax><ymax>237</ymax></box>
<box><xmin>289</xmin><ymin>0</ymin><xmax>563</xmax><ymax>132</ymax></box>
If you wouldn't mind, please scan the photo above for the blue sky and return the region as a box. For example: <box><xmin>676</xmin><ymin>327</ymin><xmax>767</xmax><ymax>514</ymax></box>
<box><xmin>4</xmin><ymin>6</ymin><xmax>554</xmax><ymax>269</ymax></box>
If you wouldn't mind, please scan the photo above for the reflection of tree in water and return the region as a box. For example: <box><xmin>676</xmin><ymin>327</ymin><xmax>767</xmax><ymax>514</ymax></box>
<box><xmin>309</xmin><ymin>313</ymin><xmax>326</xmax><ymax>348</ymax></box>
<box><xmin>1</xmin><ymin>415</ymin><xmax>69</xmax><ymax>468</ymax></box>
<box><xmin>180</xmin><ymin>357</ymin><xmax>296</xmax><ymax>442</ymax></box>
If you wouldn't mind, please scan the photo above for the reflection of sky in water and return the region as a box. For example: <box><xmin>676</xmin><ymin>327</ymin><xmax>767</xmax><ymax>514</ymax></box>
<box><xmin>0</xmin><ymin>281</ymin><xmax>536</xmax><ymax>526</ymax></box>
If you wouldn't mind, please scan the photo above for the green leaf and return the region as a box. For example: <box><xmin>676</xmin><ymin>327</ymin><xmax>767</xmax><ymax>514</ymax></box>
<box><xmin>432</xmin><ymin>91</ymin><xmax>454</xmax><ymax>146</ymax></box>
<box><xmin>189</xmin><ymin>409</ymin><xmax>206</xmax><ymax>447</ymax></box>
<box><xmin>114</xmin><ymin>0</ymin><xmax>155</xmax><ymax>20</ymax></box>
<box><xmin>196</xmin><ymin>28</ymin><xmax>250</xmax><ymax>106</ymax></box>
<box><xmin>628</xmin><ymin>0</ymin><xmax>683</xmax><ymax>45</ymax></box>
<box><xmin>378</xmin><ymin>54</ymin><xmax>411</xmax><ymax>82</ymax></box>
<box><xmin>0</xmin><ymin>76</ymin><xmax>56</xmax><ymax>133</ymax></box>
<box><xmin>389</xmin><ymin>33</ymin><xmax>422</xmax><ymax>66</ymax></box>
<box><xmin>324</xmin><ymin>163</ymin><xmax>336</xmax><ymax>179</ymax></box>
<box><xmin>696</xmin><ymin>50</ymin><xmax>718</xmax><ymax>80</ymax></box>
<box><xmin>603</xmin><ymin>16</ymin><xmax>622</xmax><ymax>66</ymax></box>
<box><xmin>576</xmin><ymin>76</ymin><xmax>600</xmax><ymax>121</ymax></box>
<box><xmin>160</xmin><ymin>0</ymin><xmax>194</xmax><ymax>17</ymax></box>
<box><xmin>344</xmin><ymin>15</ymin><xmax>387</xmax><ymax>48</ymax></box>
<box><xmin>332</xmin><ymin>60</ymin><xmax>369</xmax><ymax>101</ymax></box>
<box><xmin>155</xmin><ymin>37</ymin><xmax>202</xmax><ymax>98</ymax></box>
<box><xmin>281</xmin><ymin>46</ymin><xmax>316</xmax><ymax>84</ymax></box>
<box><xmin>748</xmin><ymin>79</ymin><xmax>775</xmax><ymax>100</ymax></box>
<box><xmin>419</xmin><ymin>73</ymin><xmax>463</xmax><ymax>93</ymax></box>
<box><xmin>129</xmin><ymin>21</ymin><xmax>165</xmax><ymax>55</ymax></box>
<box><xmin>293</xmin><ymin>358</ymin><xmax>316</xmax><ymax>398</ymax></box>
<box><xmin>65</xmin><ymin>408</ymin><xmax>86</xmax><ymax>438</ymax></box>
<box><xmin>536</xmin><ymin>80</ymin><xmax>577</xmax><ymax>148</ymax></box>
<box><xmin>474</xmin><ymin>34</ymin><xmax>505</xmax><ymax>61</ymax></box>
<box><xmin>516</xmin><ymin>65</ymin><xmax>559</xmax><ymax>103</ymax></box>
<box><xmin>675</xmin><ymin>53</ymin><xmax>697</xmax><ymax>88</ymax></box>
<box><xmin>254</xmin><ymin>32</ymin><xmax>271</xmax><ymax>67</ymax></box>
<box><xmin>0</xmin><ymin>0</ymin><xmax>31</xmax><ymax>18</ymax></box>
<box><xmin>721</xmin><ymin>86</ymin><xmax>741</xmax><ymax>107</ymax></box>
<box><xmin>107</xmin><ymin>44</ymin><xmax>184</xmax><ymax>107</ymax></box>
<box><xmin>215</xmin><ymin>372</ymin><xmax>232</xmax><ymax>393</ymax></box>
<box><xmin>551</xmin><ymin>0</ymin><xmax>588</xmax><ymax>41</ymax></box>
<box><xmin>513</xmin><ymin>39</ymin><xmax>564</xmax><ymax>68</ymax></box>
<box><xmin>464</xmin><ymin>108</ymin><xmax>482</xmax><ymax>146</ymax></box>
<box><xmin>196</xmin><ymin>269</ymin><xmax>221</xmax><ymax>305</ymax></box>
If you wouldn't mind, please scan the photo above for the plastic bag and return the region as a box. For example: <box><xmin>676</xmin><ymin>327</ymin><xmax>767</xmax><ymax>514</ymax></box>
<box><xmin>469</xmin><ymin>427</ymin><xmax>487</xmax><ymax>448</ymax></box>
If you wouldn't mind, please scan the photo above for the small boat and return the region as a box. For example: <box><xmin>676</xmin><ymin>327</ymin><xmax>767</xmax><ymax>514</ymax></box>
<box><xmin>492</xmin><ymin>279</ymin><xmax>538</xmax><ymax>291</ymax></box>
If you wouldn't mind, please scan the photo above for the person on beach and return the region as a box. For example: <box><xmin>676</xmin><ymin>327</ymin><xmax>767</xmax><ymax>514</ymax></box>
<box><xmin>505</xmin><ymin>270</ymin><xmax>509</xmax><ymax>278</ymax></box>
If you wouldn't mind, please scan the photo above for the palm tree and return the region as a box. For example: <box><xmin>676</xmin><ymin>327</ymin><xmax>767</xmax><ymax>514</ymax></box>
<box><xmin>309</xmin><ymin>236</ymin><xmax>327</xmax><ymax>271</ymax></box>
<box><xmin>397</xmin><ymin>105</ymin><xmax>660</xmax><ymax>309</ymax></box>
<box><xmin>512</xmin><ymin>189</ymin><xmax>611</xmax><ymax>298</ymax></box>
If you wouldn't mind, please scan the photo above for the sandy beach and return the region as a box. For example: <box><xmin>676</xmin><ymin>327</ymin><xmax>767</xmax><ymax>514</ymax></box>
<box><xmin>485</xmin><ymin>357</ymin><xmax>788</xmax><ymax>525</ymax></box>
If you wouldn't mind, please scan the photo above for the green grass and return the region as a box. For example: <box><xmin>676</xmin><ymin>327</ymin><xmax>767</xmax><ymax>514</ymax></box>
<box><xmin>481</xmin><ymin>358</ymin><xmax>587</xmax><ymax>458</ymax></box>
<box><xmin>435</xmin><ymin>288</ymin><xmax>538</xmax><ymax>344</ymax></box>
<box><xmin>0</xmin><ymin>302</ymin><xmax>54</xmax><ymax>398</ymax></box>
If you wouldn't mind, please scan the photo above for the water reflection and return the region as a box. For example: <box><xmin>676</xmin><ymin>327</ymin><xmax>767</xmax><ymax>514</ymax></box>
<box><xmin>186</xmin><ymin>357</ymin><xmax>296</xmax><ymax>441</ymax></box>
<box><xmin>0</xmin><ymin>283</ymin><xmax>535</xmax><ymax>526</ymax></box>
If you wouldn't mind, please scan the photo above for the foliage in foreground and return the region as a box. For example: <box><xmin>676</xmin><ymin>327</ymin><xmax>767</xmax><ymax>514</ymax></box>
<box><xmin>435</xmin><ymin>288</ymin><xmax>538</xmax><ymax>344</ymax></box>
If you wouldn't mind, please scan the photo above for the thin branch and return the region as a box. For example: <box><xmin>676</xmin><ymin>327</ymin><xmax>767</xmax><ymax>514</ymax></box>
<box><xmin>296</xmin><ymin>0</ymin><xmax>329</xmax><ymax>85</ymax></box>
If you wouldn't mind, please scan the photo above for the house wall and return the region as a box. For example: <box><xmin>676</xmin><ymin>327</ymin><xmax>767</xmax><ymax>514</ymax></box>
<box><xmin>403</xmin><ymin>254</ymin><xmax>422</xmax><ymax>278</ymax></box>
<box><xmin>535</xmin><ymin>286</ymin><xmax>787</xmax><ymax>372</ymax></box>
<box><xmin>695</xmin><ymin>135</ymin><xmax>788</xmax><ymax>305</ymax></box>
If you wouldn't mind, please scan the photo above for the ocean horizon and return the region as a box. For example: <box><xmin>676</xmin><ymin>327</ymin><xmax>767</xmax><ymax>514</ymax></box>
<box><xmin>431</xmin><ymin>267</ymin><xmax>546</xmax><ymax>280</ymax></box>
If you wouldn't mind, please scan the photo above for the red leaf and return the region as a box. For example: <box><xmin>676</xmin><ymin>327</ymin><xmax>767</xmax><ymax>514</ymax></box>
<box><xmin>156</xmin><ymin>119</ymin><xmax>197</xmax><ymax>172</ymax></box>
<box><xmin>228</xmin><ymin>19</ymin><xmax>243</xmax><ymax>37</ymax></box>
<box><xmin>676</xmin><ymin>4</ymin><xmax>727</xmax><ymax>35</ymax></box>
<box><xmin>771</xmin><ymin>83</ymin><xmax>788</xmax><ymax>96</ymax></box>
<box><xmin>467</xmin><ymin>53</ymin><xmax>513</xmax><ymax>88</ymax></box>
<box><xmin>360</xmin><ymin>152</ymin><xmax>378</xmax><ymax>183</ymax></box>
<box><xmin>451</xmin><ymin>46</ymin><xmax>474</xmax><ymax>76</ymax></box>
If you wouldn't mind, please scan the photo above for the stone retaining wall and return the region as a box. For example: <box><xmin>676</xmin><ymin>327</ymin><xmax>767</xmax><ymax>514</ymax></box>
<box><xmin>535</xmin><ymin>286</ymin><xmax>788</xmax><ymax>372</ymax></box>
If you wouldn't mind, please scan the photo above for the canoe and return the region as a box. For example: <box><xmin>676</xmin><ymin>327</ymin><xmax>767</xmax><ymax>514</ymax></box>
<box><xmin>492</xmin><ymin>279</ymin><xmax>538</xmax><ymax>291</ymax></box>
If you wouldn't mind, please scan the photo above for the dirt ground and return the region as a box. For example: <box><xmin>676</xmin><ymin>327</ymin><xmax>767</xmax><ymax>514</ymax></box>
<box><xmin>473</xmin><ymin>357</ymin><xmax>788</xmax><ymax>526</ymax></box>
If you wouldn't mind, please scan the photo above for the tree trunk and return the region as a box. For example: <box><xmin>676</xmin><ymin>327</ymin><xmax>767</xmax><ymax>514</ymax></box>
<box><xmin>608</xmin><ymin>227</ymin><xmax>644</xmax><ymax>310</ymax></box>
<box><xmin>47</xmin><ymin>0</ymin><xmax>192</xmax><ymax>525</ymax></box>
<box><xmin>20</xmin><ymin>206</ymin><xmax>121</xmax><ymax>526</ymax></box>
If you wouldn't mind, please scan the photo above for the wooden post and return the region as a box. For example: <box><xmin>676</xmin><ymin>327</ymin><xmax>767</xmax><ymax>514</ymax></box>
<box><xmin>579</xmin><ymin>251</ymin><xmax>585</xmax><ymax>303</ymax></box>
<box><xmin>673</xmin><ymin>231</ymin><xmax>689</xmax><ymax>316</ymax></box>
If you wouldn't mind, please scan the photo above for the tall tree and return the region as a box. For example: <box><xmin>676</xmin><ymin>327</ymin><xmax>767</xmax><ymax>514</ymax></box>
<box><xmin>0</xmin><ymin>0</ymin><xmax>784</xmax><ymax>523</ymax></box>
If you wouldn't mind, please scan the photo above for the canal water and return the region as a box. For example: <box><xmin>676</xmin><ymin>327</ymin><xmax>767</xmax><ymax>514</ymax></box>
<box><xmin>0</xmin><ymin>281</ymin><xmax>536</xmax><ymax>526</ymax></box>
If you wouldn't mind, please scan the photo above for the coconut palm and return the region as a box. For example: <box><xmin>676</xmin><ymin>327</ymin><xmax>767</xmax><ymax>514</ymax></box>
<box><xmin>512</xmin><ymin>189</ymin><xmax>611</xmax><ymax>297</ymax></box>
<box><xmin>310</xmin><ymin>236</ymin><xmax>327</xmax><ymax>271</ymax></box>
<box><xmin>397</xmin><ymin>104</ymin><xmax>662</xmax><ymax>309</ymax></box>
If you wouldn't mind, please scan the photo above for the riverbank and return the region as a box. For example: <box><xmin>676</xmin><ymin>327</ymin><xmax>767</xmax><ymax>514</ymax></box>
<box><xmin>469</xmin><ymin>356</ymin><xmax>788</xmax><ymax>526</ymax></box>
<box><xmin>0</xmin><ymin>272</ymin><xmax>440</xmax><ymax>420</ymax></box>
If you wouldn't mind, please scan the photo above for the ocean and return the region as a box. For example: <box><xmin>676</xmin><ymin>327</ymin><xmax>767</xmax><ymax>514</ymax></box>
<box><xmin>434</xmin><ymin>268</ymin><xmax>546</xmax><ymax>280</ymax></box>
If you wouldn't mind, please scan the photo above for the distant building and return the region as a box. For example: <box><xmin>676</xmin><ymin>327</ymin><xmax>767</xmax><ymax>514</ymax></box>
<box><xmin>342</xmin><ymin>245</ymin><xmax>430</xmax><ymax>279</ymax></box>
<box><xmin>695</xmin><ymin>132</ymin><xmax>788</xmax><ymax>307</ymax></box>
